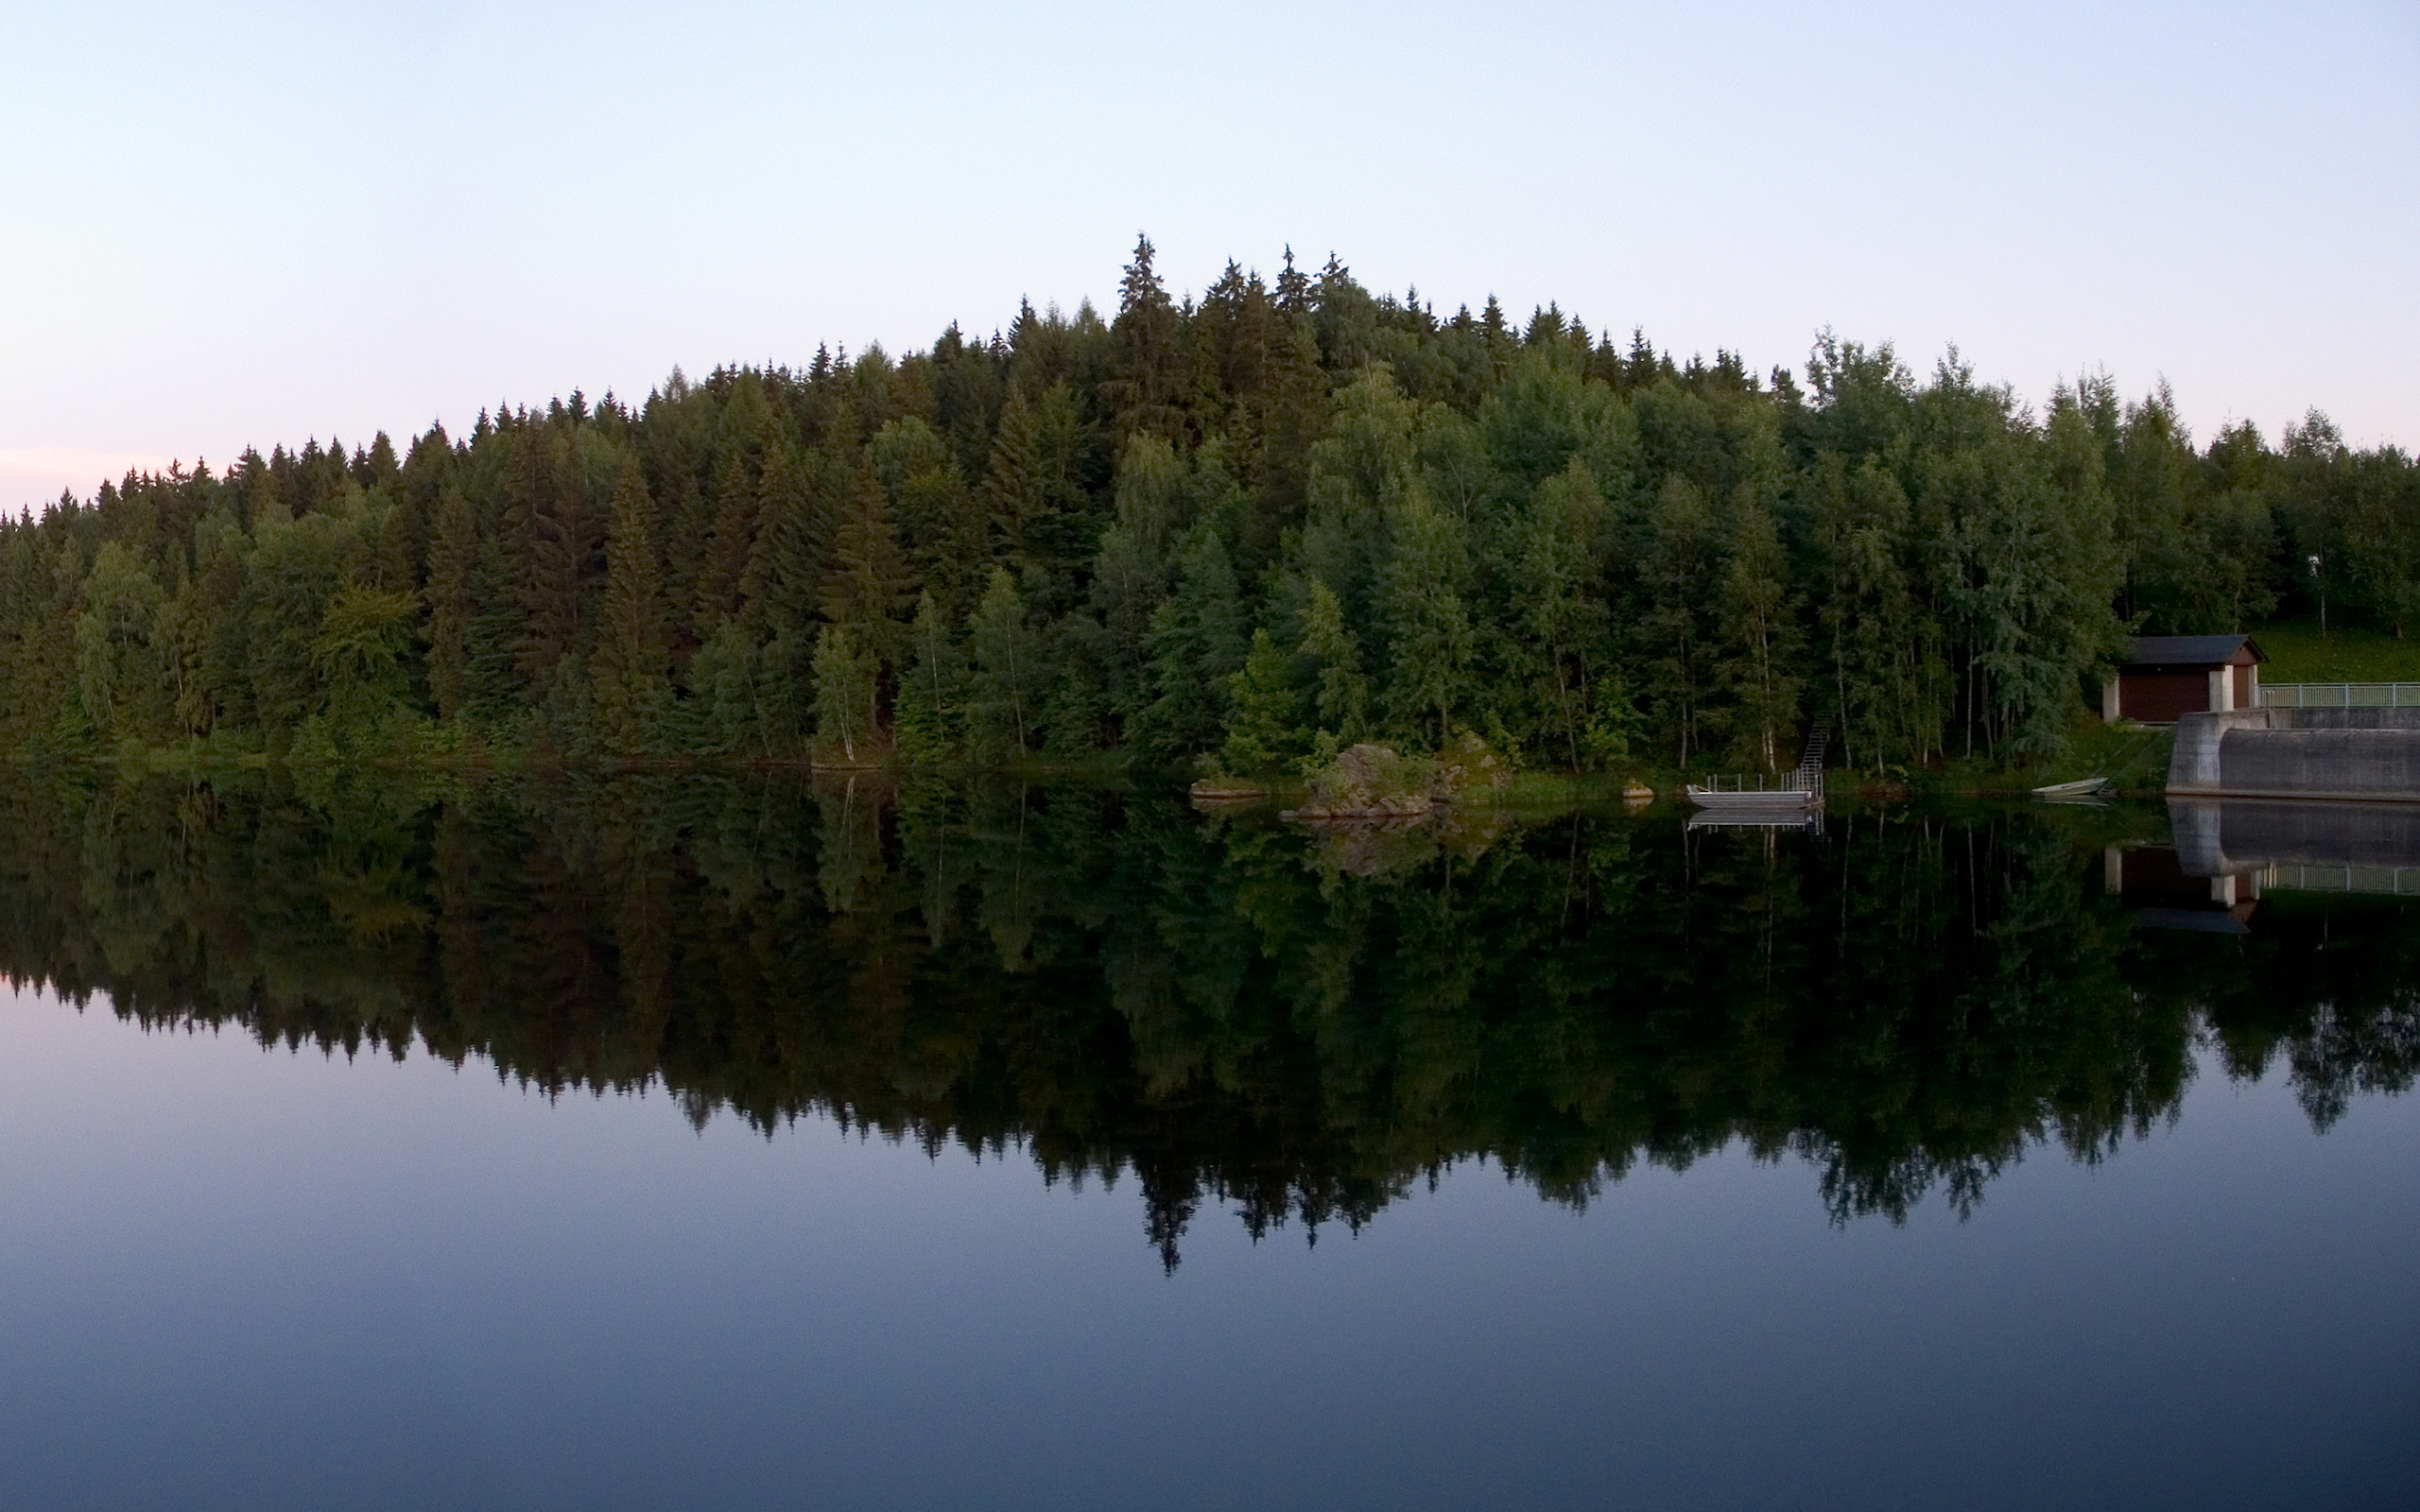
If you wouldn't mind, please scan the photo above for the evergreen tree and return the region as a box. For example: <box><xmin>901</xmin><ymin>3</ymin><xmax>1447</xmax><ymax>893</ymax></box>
<box><xmin>516</xmin><ymin>442</ymin><xmax>606</xmax><ymax>683</ymax></box>
<box><xmin>1133</xmin><ymin>519</ymin><xmax>1247</xmax><ymax>756</ymax></box>
<box><xmin>981</xmin><ymin>385</ymin><xmax>1049</xmax><ymax>575</ymax></box>
<box><xmin>424</xmin><ymin>486</ymin><xmax>479</xmax><ymax>722</ymax></box>
<box><xmin>594</xmin><ymin>457</ymin><xmax>670</xmax><ymax>753</ymax></box>
<box><xmin>820</xmin><ymin>460</ymin><xmax>915</xmax><ymax>661</ymax></box>
<box><xmin>1299</xmin><ymin>578</ymin><xmax>1368</xmax><ymax>745</ymax></box>
<box><xmin>1374</xmin><ymin>489</ymin><xmax>1473</xmax><ymax>745</ymax></box>
<box><xmin>693</xmin><ymin>448</ymin><xmax>755</xmax><ymax>637</ymax></box>
<box><xmin>1219</xmin><ymin>629</ymin><xmax>1306</xmax><ymax>773</ymax></box>
<box><xmin>1102</xmin><ymin>234</ymin><xmax>1186</xmax><ymax>444</ymax></box>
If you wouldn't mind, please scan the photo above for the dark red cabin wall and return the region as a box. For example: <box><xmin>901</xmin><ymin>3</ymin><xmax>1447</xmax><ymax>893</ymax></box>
<box><xmin>2121</xmin><ymin>671</ymin><xmax>2208</xmax><ymax>722</ymax></box>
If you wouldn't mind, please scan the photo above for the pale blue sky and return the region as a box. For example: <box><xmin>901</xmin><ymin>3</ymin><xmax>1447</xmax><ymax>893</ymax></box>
<box><xmin>3</xmin><ymin>0</ymin><xmax>2413</xmax><ymax>508</ymax></box>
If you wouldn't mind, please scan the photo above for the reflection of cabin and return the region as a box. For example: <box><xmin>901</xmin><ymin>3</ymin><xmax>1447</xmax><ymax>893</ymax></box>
<box><xmin>2102</xmin><ymin>635</ymin><xmax>2267</xmax><ymax>723</ymax></box>
<box><xmin>2104</xmin><ymin>844</ymin><xmax>2261</xmax><ymax>933</ymax></box>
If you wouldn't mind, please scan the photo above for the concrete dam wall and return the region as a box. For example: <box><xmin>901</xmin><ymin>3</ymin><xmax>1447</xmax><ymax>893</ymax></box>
<box><xmin>2168</xmin><ymin>708</ymin><xmax>2420</xmax><ymax>802</ymax></box>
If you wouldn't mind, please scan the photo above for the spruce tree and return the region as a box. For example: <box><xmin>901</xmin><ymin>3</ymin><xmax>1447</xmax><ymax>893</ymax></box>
<box><xmin>514</xmin><ymin>446</ymin><xmax>605</xmax><ymax>683</ymax></box>
<box><xmin>981</xmin><ymin>385</ymin><xmax>1048</xmax><ymax>575</ymax></box>
<box><xmin>738</xmin><ymin>441</ymin><xmax>807</xmax><ymax>632</ymax></box>
<box><xmin>424</xmin><ymin>486</ymin><xmax>479</xmax><ymax>721</ymax></box>
<box><xmin>1219</xmin><ymin>629</ymin><xmax>1305</xmax><ymax>773</ymax></box>
<box><xmin>1102</xmin><ymin>235</ymin><xmax>1186</xmax><ymax>443</ymax></box>
<box><xmin>1133</xmin><ymin>520</ymin><xmax>1246</xmax><ymax>756</ymax></box>
<box><xmin>693</xmin><ymin>448</ymin><xmax>755</xmax><ymax>637</ymax></box>
<box><xmin>1299</xmin><ymin>578</ymin><xmax>1368</xmax><ymax>744</ymax></box>
<box><xmin>1374</xmin><ymin>489</ymin><xmax>1473</xmax><ymax>746</ymax></box>
<box><xmin>820</xmin><ymin>460</ymin><xmax>915</xmax><ymax>661</ymax></box>
<box><xmin>594</xmin><ymin>457</ymin><xmax>670</xmax><ymax>752</ymax></box>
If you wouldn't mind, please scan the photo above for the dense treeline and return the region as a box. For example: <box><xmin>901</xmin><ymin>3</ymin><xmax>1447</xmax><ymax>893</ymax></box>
<box><xmin>9</xmin><ymin>238</ymin><xmax>2417</xmax><ymax>774</ymax></box>
<box><xmin>5</xmin><ymin>772</ymin><xmax>2411</xmax><ymax>1264</ymax></box>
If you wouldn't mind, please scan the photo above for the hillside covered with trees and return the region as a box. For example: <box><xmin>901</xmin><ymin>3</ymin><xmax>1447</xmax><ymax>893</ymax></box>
<box><xmin>7</xmin><ymin>238</ymin><xmax>2414</xmax><ymax>775</ymax></box>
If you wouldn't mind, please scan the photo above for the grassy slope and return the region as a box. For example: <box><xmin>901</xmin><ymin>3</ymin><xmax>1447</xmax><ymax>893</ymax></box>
<box><xmin>2249</xmin><ymin>617</ymin><xmax>2420</xmax><ymax>682</ymax></box>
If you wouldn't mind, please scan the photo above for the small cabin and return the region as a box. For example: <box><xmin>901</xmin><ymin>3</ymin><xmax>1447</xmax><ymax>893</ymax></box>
<box><xmin>2102</xmin><ymin>634</ymin><xmax>2267</xmax><ymax>724</ymax></box>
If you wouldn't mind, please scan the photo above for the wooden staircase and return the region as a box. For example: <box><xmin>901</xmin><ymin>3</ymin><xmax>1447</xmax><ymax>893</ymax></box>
<box><xmin>1792</xmin><ymin>722</ymin><xmax>1830</xmax><ymax>799</ymax></box>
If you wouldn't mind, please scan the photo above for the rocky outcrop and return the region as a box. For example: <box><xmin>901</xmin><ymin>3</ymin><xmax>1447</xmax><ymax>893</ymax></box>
<box><xmin>1281</xmin><ymin>744</ymin><xmax>1440</xmax><ymax>819</ymax></box>
<box><xmin>1279</xmin><ymin>734</ymin><xmax>1518</xmax><ymax>821</ymax></box>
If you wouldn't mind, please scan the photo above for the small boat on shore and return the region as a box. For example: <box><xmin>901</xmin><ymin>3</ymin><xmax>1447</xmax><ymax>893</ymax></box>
<box><xmin>2031</xmin><ymin>777</ymin><xmax>2115</xmax><ymax>800</ymax></box>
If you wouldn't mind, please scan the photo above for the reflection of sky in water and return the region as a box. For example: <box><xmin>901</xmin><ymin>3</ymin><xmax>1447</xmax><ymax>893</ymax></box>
<box><xmin>0</xmin><ymin>986</ymin><xmax>2411</xmax><ymax>1511</ymax></box>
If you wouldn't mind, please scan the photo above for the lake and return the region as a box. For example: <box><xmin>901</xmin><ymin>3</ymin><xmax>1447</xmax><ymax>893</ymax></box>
<box><xmin>0</xmin><ymin>773</ymin><xmax>2412</xmax><ymax>1509</ymax></box>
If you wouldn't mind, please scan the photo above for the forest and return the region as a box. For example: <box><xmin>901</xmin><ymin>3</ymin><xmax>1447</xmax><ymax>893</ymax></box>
<box><xmin>7</xmin><ymin>237</ymin><xmax>2416</xmax><ymax>776</ymax></box>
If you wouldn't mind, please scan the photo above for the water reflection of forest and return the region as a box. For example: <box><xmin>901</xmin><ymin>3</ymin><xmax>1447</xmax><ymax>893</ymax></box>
<box><xmin>7</xmin><ymin>771</ymin><xmax>2414</xmax><ymax>1267</ymax></box>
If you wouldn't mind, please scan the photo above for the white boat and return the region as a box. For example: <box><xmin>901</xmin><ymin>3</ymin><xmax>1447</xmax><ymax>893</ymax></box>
<box><xmin>1686</xmin><ymin>726</ymin><xmax>1829</xmax><ymax>820</ymax></box>
<box><xmin>2031</xmin><ymin>777</ymin><xmax>2115</xmax><ymax>799</ymax></box>
<box><xmin>1685</xmin><ymin>781</ymin><xmax>1820</xmax><ymax>813</ymax></box>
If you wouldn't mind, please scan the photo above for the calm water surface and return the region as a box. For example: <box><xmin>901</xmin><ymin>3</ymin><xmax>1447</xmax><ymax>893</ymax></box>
<box><xmin>0</xmin><ymin>775</ymin><xmax>2411</xmax><ymax>1510</ymax></box>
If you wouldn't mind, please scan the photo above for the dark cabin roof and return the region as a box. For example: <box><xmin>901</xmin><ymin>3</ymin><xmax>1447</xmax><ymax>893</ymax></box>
<box><xmin>2122</xmin><ymin>634</ymin><xmax>2267</xmax><ymax>668</ymax></box>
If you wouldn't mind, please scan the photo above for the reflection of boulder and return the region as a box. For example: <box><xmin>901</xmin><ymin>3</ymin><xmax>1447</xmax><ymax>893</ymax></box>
<box><xmin>1292</xmin><ymin>805</ymin><xmax>1517</xmax><ymax>878</ymax></box>
<box><xmin>1282</xmin><ymin>743</ymin><xmax>1520</xmax><ymax>876</ymax></box>
<box><xmin>1433</xmin><ymin>803</ymin><xmax>1516</xmax><ymax>862</ymax></box>
<box><xmin>1293</xmin><ymin>815</ymin><xmax>1440</xmax><ymax>878</ymax></box>
<box><xmin>1188</xmin><ymin>775</ymin><xmax>1273</xmax><ymax>807</ymax></box>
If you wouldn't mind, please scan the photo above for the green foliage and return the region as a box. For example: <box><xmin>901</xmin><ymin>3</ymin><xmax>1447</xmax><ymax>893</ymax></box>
<box><xmin>892</xmin><ymin>592</ymin><xmax>963</xmax><ymax>764</ymax></box>
<box><xmin>1219</xmin><ymin>628</ymin><xmax>1306</xmax><ymax>773</ymax></box>
<box><xmin>73</xmin><ymin>542</ymin><xmax>165</xmax><ymax>744</ymax></box>
<box><xmin>966</xmin><ymin>566</ymin><xmax>1037</xmax><ymax>761</ymax></box>
<box><xmin>1132</xmin><ymin>519</ymin><xmax>1247</xmax><ymax>757</ymax></box>
<box><xmin>311</xmin><ymin>585</ymin><xmax>418</xmax><ymax>687</ymax></box>
<box><xmin>1299</xmin><ymin>578</ymin><xmax>1368</xmax><ymax>744</ymax></box>
<box><xmin>6</xmin><ymin>242</ymin><xmax>2411</xmax><ymax>773</ymax></box>
<box><xmin>594</xmin><ymin>457</ymin><xmax>671</xmax><ymax>754</ymax></box>
<box><xmin>812</xmin><ymin>623</ymin><xmax>879</xmax><ymax>763</ymax></box>
<box><xmin>1374</xmin><ymin>487</ymin><xmax>1473</xmax><ymax>744</ymax></box>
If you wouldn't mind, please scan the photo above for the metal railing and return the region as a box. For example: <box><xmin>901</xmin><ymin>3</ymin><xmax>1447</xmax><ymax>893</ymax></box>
<box><xmin>2264</xmin><ymin>863</ymin><xmax>2420</xmax><ymax>898</ymax></box>
<box><xmin>2258</xmin><ymin>682</ymin><xmax>2420</xmax><ymax>709</ymax></box>
<box><xmin>1694</xmin><ymin>773</ymin><xmax>1820</xmax><ymax>795</ymax></box>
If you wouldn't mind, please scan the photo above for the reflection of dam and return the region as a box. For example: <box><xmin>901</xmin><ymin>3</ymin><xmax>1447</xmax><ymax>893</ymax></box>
<box><xmin>2169</xmin><ymin>797</ymin><xmax>2420</xmax><ymax>893</ymax></box>
<box><xmin>2111</xmin><ymin>799</ymin><xmax>2420</xmax><ymax>931</ymax></box>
